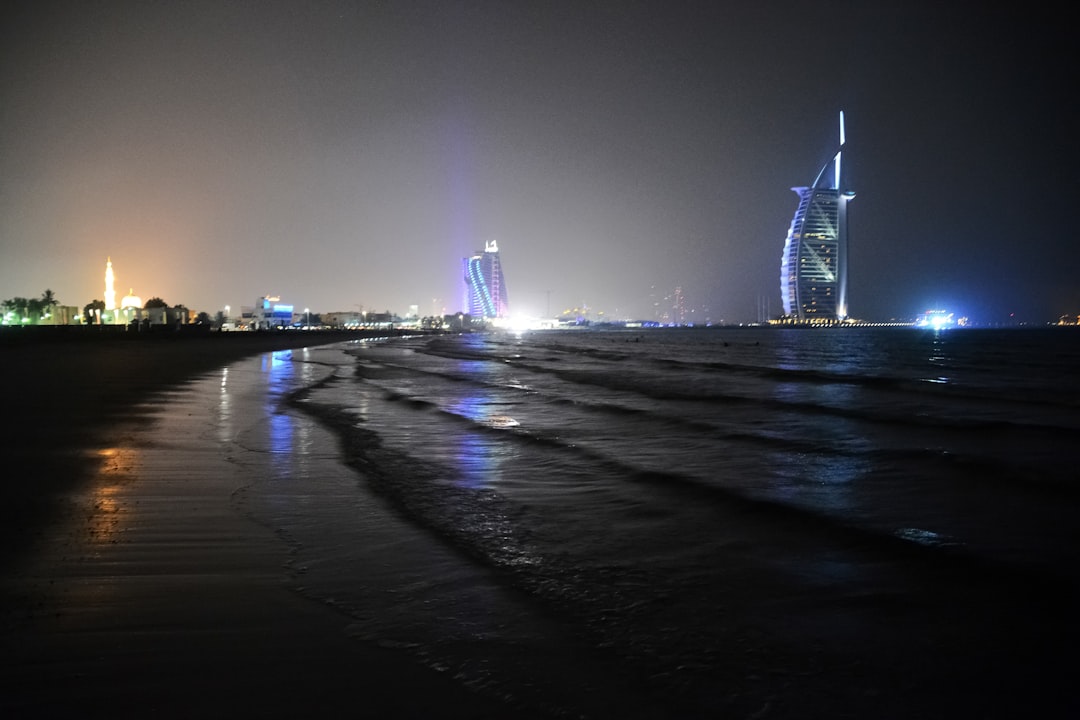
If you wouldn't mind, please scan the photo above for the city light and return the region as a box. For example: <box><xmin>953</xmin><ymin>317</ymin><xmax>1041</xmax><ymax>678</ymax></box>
<box><xmin>491</xmin><ymin>314</ymin><xmax>549</xmax><ymax>334</ymax></box>
<box><xmin>916</xmin><ymin>309</ymin><xmax>955</xmax><ymax>329</ymax></box>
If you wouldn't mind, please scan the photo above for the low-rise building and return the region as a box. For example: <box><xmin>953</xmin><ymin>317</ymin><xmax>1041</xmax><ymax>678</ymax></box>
<box><xmin>250</xmin><ymin>296</ymin><xmax>294</xmax><ymax>330</ymax></box>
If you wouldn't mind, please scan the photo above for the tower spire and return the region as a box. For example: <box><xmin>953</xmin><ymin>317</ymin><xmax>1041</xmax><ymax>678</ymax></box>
<box><xmin>834</xmin><ymin>110</ymin><xmax>845</xmax><ymax>189</ymax></box>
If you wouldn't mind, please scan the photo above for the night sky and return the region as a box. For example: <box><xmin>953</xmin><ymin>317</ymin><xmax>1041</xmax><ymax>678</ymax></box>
<box><xmin>1</xmin><ymin>1</ymin><xmax>1073</xmax><ymax>324</ymax></box>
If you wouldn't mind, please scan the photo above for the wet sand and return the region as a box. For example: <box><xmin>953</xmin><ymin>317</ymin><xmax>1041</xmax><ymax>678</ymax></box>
<box><xmin>0</xmin><ymin>329</ymin><xmax>525</xmax><ymax>718</ymax></box>
<box><xmin>0</xmin><ymin>329</ymin><xmax>400</xmax><ymax>560</ymax></box>
<box><xmin>2</xmin><ymin>329</ymin><xmax>1077</xmax><ymax>718</ymax></box>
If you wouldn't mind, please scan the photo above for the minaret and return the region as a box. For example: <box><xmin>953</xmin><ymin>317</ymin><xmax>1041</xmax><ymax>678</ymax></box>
<box><xmin>104</xmin><ymin>257</ymin><xmax>116</xmax><ymax>311</ymax></box>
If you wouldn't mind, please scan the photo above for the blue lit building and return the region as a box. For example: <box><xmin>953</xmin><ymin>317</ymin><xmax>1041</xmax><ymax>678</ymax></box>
<box><xmin>463</xmin><ymin>240</ymin><xmax>509</xmax><ymax>319</ymax></box>
<box><xmin>250</xmin><ymin>295</ymin><xmax>294</xmax><ymax>330</ymax></box>
<box><xmin>780</xmin><ymin>113</ymin><xmax>855</xmax><ymax>323</ymax></box>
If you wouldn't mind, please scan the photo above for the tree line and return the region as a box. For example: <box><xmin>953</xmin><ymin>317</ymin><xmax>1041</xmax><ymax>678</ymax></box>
<box><xmin>80</xmin><ymin>296</ymin><xmax>187</xmax><ymax>324</ymax></box>
<box><xmin>1</xmin><ymin>290</ymin><xmax>196</xmax><ymax>325</ymax></box>
<box><xmin>1</xmin><ymin>289</ymin><xmax>59</xmax><ymax>324</ymax></box>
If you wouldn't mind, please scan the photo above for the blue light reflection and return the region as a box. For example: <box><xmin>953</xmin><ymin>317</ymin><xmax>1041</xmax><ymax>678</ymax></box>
<box><xmin>445</xmin><ymin>356</ymin><xmax>521</xmax><ymax>490</ymax></box>
<box><xmin>263</xmin><ymin>349</ymin><xmax>294</xmax><ymax>477</ymax></box>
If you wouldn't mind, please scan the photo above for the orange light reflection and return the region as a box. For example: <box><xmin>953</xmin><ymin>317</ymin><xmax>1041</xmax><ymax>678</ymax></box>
<box><xmin>89</xmin><ymin>446</ymin><xmax>138</xmax><ymax>545</ymax></box>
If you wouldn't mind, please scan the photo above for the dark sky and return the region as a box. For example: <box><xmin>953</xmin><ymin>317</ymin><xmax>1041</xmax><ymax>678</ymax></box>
<box><xmin>1</xmin><ymin>1</ymin><xmax>1073</xmax><ymax>323</ymax></box>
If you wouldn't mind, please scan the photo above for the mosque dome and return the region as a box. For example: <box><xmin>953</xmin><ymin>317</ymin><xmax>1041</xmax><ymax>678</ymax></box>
<box><xmin>120</xmin><ymin>289</ymin><xmax>142</xmax><ymax>310</ymax></box>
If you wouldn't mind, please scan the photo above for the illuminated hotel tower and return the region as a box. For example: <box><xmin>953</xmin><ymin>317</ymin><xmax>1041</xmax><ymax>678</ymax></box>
<box><xmin>104</xmin><ymin>257</ymin><xmax>117</xmax><ymax>311</ymax></box>
<box><xmin>780</xmin><ymin>112</ymin><xmax>855</xmax><ymax>323</ymax></box>
<box><xmin>463</xmin><ymin>240</ymin><xmax>510</xmax><ymax>319</ymax></box>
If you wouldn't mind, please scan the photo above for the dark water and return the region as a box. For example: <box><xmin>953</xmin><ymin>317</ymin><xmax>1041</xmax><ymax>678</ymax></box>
<box><xmin>256</xmin><ymin>327</ymin><xmax>1080</xmax><ymax>717</ymax></box>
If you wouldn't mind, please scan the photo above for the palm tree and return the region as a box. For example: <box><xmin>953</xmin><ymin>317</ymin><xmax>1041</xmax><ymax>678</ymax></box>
<box><xmin>37</xmin><ymin>289</ymin><xmax>58</xmax><ymax>323</ymax></box>
<box><xmin>84</xmin><ymin>299</ymin><xmax>105</xmax><ymax>324</ymax></box>
<box><xmin>26</xmin><ymin>298</ymin><xmax>43</xmax><ymax>324</ymax></box>
<box><xmin>9</xmin><ymin>297</ymin><xmax>30</xmax><ymax>323</ymax></box>
<box><xmin>1</xmin><ymin>298</ymin><xmax>19</xmax><ymax>324</ymax></box>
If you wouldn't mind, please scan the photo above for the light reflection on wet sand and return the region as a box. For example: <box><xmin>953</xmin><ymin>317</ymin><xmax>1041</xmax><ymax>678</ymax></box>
<box><xmin>2</xmin><ymin>343</ymin><xmax>532</xmax><ymax>718</ymax></box>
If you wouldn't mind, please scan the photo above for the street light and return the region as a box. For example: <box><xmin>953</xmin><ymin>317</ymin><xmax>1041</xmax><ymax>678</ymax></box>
<box><xmin>305</xmin><ymin>307</ymin><xmax>310</xmax><ymax>329</ymax></box>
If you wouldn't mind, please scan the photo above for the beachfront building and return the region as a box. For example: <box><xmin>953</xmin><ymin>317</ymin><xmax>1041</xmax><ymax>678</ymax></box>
<box><xmin>249</xmin><ymin>296</ymin><xmax>295</xmax><ymax>330</ymax></box>
<box><xmin>463</xmin><ymin>240</ymin><xmax>510</xmax><ymax>319</ymax></box>
<box><xmin>779</xmin><ymin>112</ymin><xmax>855</xmax><ymax>324</ymax></box>
<box><xmin>38</xmin><ymin>305</ymin><xmax>81</xmax><ymax>325</ymax></box>
<box><xmin>322</xmin><ymin>311</ymin><xmax>365</xmax><ymax>329</ymax></box>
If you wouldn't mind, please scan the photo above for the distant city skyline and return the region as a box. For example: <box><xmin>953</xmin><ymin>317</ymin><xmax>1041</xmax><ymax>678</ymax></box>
<box><xmin>1</xmin><ymin>3</ymin><xmax>1074</xmax><ymax>325</ymax></box>
<box><xmin>0</xmin><ymin>245</ymin><xmax>1073</xmax><ymax>327</ymax></box>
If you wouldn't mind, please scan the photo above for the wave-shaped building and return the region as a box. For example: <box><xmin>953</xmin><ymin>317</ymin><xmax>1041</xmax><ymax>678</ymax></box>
<box><xmin>779</xmin><ymin>112</ymin><xmax>855</xmax><ymax>324</ymax></box>
<box><xmin>463</xmin><ymin>240</ymin><xmax>510</xmax><ymax>319</ymax></box>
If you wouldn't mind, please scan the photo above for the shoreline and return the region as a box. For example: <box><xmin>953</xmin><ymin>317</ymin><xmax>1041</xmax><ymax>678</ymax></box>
<box><xmin>0</xmin><ymin>332</ymin><xmax>534</xmax><ymax>718</ymax></box>
<box><xmin>0</xmin><ymin>329</ymin><xmax>418</xmax><ymax>563</ymax></box>
<box><xmin>3</xmin><ymin>329</ymin><xmax>1078</xmax><ymax>717</ymax></box>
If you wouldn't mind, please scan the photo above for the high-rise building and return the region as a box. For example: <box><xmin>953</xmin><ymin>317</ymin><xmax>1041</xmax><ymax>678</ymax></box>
<box><xmin>779</xmin><ymin>112</ymin><xmax>855</xmax><ymax>323</ymax></box>
<box><xmin>463</xmin><ymin>240</ymin><xmax>509</xmax><ymax>319</ymax></box>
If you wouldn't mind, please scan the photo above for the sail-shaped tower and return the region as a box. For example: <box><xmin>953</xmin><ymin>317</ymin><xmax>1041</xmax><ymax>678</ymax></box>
<box><xmin>779</xmin><ymin>113</ymin><xmax>855</xmax><ymax>323</ymax></box>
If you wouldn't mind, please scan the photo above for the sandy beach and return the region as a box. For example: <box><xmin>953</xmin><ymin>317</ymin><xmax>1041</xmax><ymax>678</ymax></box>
<box><xmin>2</xmin><ymin>328</ymin><xmax>1077</xmax><ymax>719</ymax></box>
<box><xmin>0</xmin><ymin>329</ymin><xmax>531</xmax><ymax>718</ymax></box>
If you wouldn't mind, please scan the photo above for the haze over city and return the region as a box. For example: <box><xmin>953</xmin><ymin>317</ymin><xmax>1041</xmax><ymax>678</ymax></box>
<box><xmin>1</xmin><ymin>2</ymin><xmax>1073</xmax><ymax>324</ymax></box>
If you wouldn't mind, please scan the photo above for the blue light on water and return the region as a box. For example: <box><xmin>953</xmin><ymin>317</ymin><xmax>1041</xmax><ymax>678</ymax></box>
<box><xmin>263</xmin><ymin>350</ymin><xmax>295</xmax><ymax>476</ymax></box>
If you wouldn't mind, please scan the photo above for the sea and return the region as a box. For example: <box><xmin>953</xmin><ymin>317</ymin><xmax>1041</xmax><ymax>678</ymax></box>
<box><xmin>234</xmin><ymin>326</ymin><xmax>1080</xmax><ymax>718</ymax></box>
